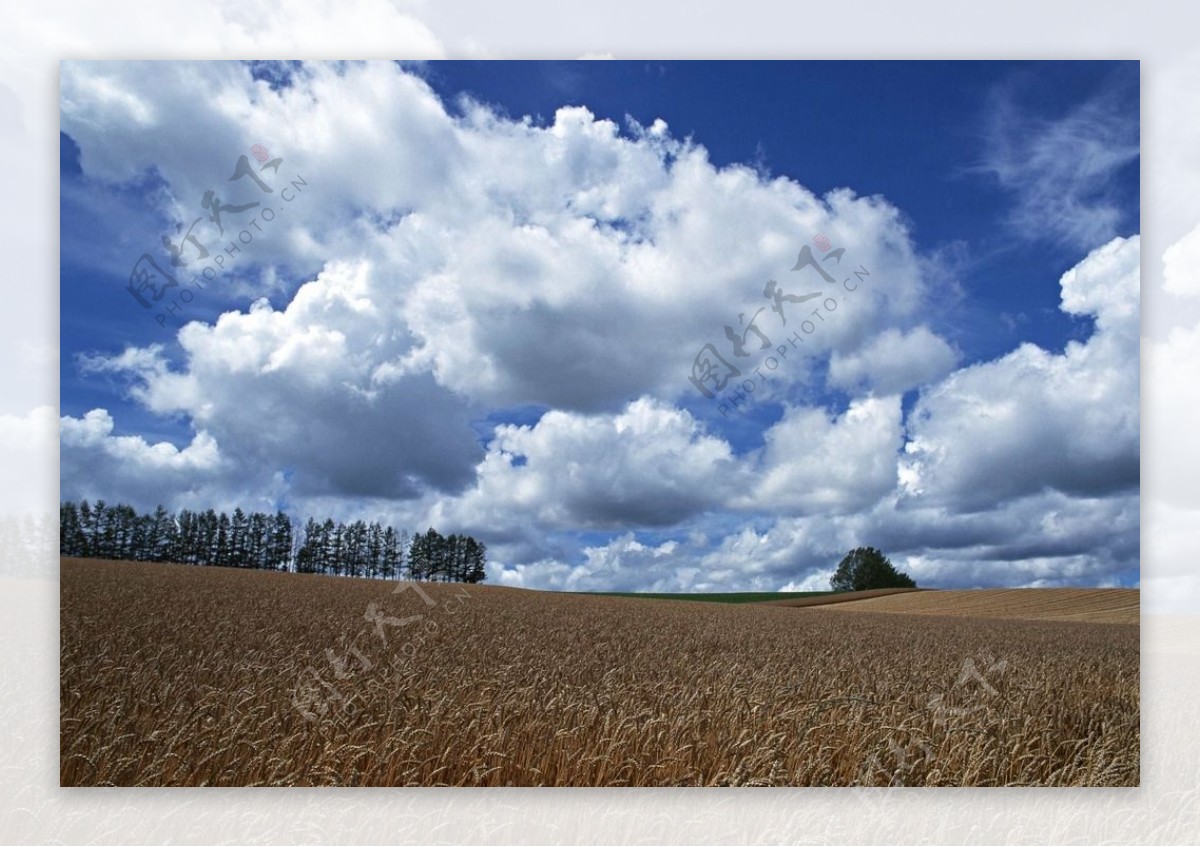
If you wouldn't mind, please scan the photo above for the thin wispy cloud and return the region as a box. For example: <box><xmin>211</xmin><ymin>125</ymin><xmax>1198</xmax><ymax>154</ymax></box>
<box><xmin>975</xmin><ymin>78</ymin><xmax>1139</xmax><ymax>250</ymax></box>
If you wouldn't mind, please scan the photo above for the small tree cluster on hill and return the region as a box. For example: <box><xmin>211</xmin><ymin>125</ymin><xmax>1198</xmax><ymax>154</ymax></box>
<box><xmin>829</xmin><ymin>547</ymin><xmax>916</xmax><ymax>592</ymax></box>
<box><xmin>59</xmin><ymin>500</ymin><xmax>487</xmax><ymax>583</ymax></box>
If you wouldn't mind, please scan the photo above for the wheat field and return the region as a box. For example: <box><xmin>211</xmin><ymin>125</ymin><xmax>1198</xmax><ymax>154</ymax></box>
<box><xmin>819</xmin><ymin>587</ymin><xmax>1139</xmax><ymax>624</ymax></box>
<box><xmin>60</xmin><ymin>557</ymin><xmax>1139</xmax><ymax>787</ymax></box>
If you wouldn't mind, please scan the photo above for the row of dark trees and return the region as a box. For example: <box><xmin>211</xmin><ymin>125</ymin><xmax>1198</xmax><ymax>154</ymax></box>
<box><xmin>59</xmin><ymin>501</ymin><xmax>294</xmax><ymax>569</ymax></box>
<box><xmin>59</xmin><ymin>500</ymin><xmax>487</xmax><ymax>583</ymax></box>
<box><xmin>407</xmin><ymin>528</ymin><xmax>487</xmax><ymax>583</ymax></box>
<box><xmin>293</xmin><ymin>521</ymin><xmax>485</xmax><ymax>582</ymax></box>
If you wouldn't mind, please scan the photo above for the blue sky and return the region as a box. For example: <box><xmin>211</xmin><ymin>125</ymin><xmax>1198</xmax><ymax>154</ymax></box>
<box><xmin>60</xmin><ymin>60</ymin><xmax>1140</xmax><ymax>590</ymax></box>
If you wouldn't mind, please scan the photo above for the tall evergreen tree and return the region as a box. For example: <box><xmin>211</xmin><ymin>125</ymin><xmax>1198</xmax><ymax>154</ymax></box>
<box><xmin>465</xmin><ymin>537</ymin><xmax>487</xmax><ymax>584</ymax></box>
<box><xmin>407</xmin><ymin>530</ymin><xmax>427</xmax><ymax>581</ymax></box>
<box><xmin>149</xmin><ymin>505</ymin><xmax>176</xmax><ymax>562</ymax></box>
<box><xmin>270</xmin><ymin>512</ymin><xmax>293</xmax><ymax>571</ymax></box>
<box><xmin>60</xmin><ymin>501</ymin><xmax>83</xmax><ymax>557</ymax></box>
<box><xmin>296</xmin><ymin>518</ymin><xmax>319</xmax><ymax>574</ymax></box>
<box><xmin>426</xmin><ymin>528</ymin><xmax>446</xmax><ymax>581</ymax></box>
<box><xmin>380</xmin><ymin>527</ymin><xmax>400</xmax><ymax>580</ymax></box>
